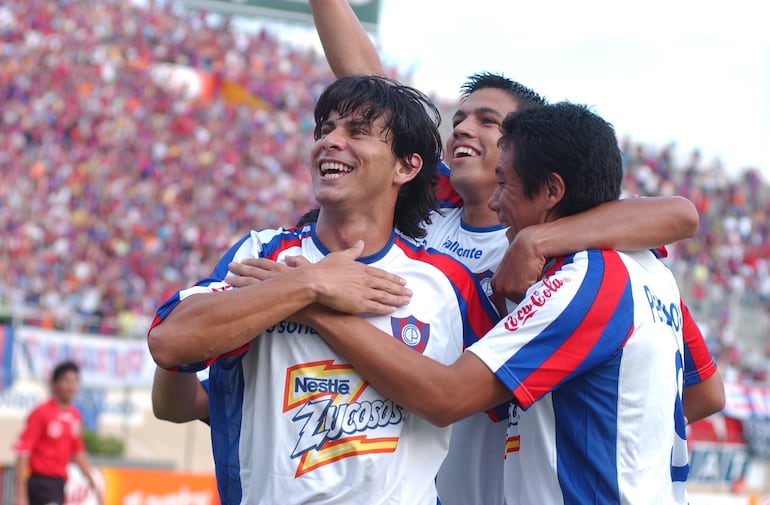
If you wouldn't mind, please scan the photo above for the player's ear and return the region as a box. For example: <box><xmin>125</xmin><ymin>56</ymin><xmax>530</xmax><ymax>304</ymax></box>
<box><xmin>394</xmin><ymin>153</ymin><xmax>422</xmax><ymax>185</ymax></box>
<box><xmin>543</xmin><ymin>172</ymin><xmax>565</xmax><ymax>211</ymax></box>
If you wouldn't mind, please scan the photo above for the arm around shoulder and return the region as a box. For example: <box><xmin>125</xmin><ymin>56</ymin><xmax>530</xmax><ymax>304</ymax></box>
<box><xmin>148</xmin><ymin>246</ymin><xmax>412</xmax><ymax>368</ymax></box>
<box><xmin>525</xmin><ymin>195</ymin><xmax>699</xmax><ymax>258</ymax></box>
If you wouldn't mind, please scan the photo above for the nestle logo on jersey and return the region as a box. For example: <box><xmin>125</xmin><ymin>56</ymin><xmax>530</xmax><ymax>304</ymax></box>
<box><xmin>283</xmin><ymin>361</ymin><xmax>404</xmax><ymax>477</ymax></box>
<box><xmin>442</xmin><ymin>239</ymin><xmax>483</xmax><ymax>259</ymax></box>
<box><xmin>294</xmin><ymin>377</ymin><xmax>351</xmax><ymax>395</ymax></box>
<box><xmin>504</xmin><ymin>276</ymin><xmax>568</xmax><ymax>331</ymax></box>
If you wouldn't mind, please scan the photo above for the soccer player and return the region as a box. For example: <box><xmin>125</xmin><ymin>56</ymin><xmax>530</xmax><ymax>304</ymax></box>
<box><xmin>12</xmin><ymin>361</ymin><xmax>101</xmax><ymax>505</ymax></box>
<box><xmin>290</xmin><ymin>102</ymin><xmax>699</xmax><ymax>504</ymax></box>
<box><xmin>308</xmin><ymin>2</ymin><xmax>721</xmax><ymax>504</ymax></box>
<box><xmin>147</xmin><ymin>75</ymin><xmax>498</xmax><ymax>505</ymax></box>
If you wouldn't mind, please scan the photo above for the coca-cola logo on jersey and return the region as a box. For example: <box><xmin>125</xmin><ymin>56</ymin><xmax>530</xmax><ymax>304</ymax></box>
<box><xmin>503</xmin><ymin>276</ymin><xmax>568</xmax><ymax>331</ymax></box>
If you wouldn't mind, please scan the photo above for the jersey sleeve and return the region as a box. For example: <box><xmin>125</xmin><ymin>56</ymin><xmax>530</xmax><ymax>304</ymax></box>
<box><xmin>197</xmin><ymin>368</ymin><xmax>210</xmax><ymax>393</ymax></box>
<box><xmin>72</xmin><ymin>410</ymin><xmax>86</xmax><ymax>454</ymax></box>
<box><xmin>436</xmin><ymin>161</ymin><xmax>463</xmax><ymax>208</ymax></box>
<box><xmin>681</xmin><ymin>301</ymin><xmax>717</xmax><ymax>386</ymax></box>
<box><xmin>12</xmin><ymin>406</ymin><xmax>44</xmax><ymax>455</ymax></box>
<box><xmin>148</xmin><ymin>232</ymin><xmax>261</xmax><ymax>372</ymax></box>
<box><xmin>468</xmin><ymin>250</ymin><xmax>635</xmax><ymax>410</ymax></box>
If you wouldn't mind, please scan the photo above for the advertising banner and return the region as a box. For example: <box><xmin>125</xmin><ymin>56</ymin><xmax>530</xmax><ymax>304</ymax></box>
<box><xmin>0</xmin><ymin>325</ymin><xmax>13</xmax><ymax>391</ymax></box>
<box><xmin>65</xmin><ymin>465</ymin><xmax>219</xmax><ymax>505</ymax></box>
<box><xmin>13</xmin><ymin>326</ymin><xmax>155</xmax><ymax>389</ymax></box>
<box><xmin>723</xmin><ymin>382</ymin><xmax>770</xmax><ymax>420</ymax></box>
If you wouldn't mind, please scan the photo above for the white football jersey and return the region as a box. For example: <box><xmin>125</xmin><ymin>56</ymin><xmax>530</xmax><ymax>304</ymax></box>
<box><xmin>154</xmin><ymin>224</ymin><xmax>497</xmax><ymax>505</ymax></box>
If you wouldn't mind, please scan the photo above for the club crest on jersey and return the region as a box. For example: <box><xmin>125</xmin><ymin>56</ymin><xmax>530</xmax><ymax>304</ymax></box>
<box><xmin>476</xmin><ymin>269</ymin><xmax>494</xmax><ymax>298</ymax></box>
<box><xmin>390</xmin><ymin>315</ymin><xmax>430</xmax><ymax>353</ymax></box>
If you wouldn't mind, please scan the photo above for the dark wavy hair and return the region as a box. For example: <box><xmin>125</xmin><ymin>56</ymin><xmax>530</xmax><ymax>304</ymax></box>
<box><xmin>313</xmin><ymin>75</ymin><xmax>442</xmax><ymax>239</ymax></box>
<box><xmin>499</xmin><ymin>102</ymin><xmax>622</xmax><ymax>218</ymax></box>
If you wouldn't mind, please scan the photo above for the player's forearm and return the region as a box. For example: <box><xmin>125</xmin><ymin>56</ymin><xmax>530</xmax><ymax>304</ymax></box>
<box><xmin>152</xmin><ymin>367</ymin><xmax>209</xmax><ymax>423</ymax></box>
<box><xmin>526</xmin><ymin>195</ymin><xmax>699</xmax><ymax>258</ymax></box>
<box><xmin>72</xmin><ymin>452</ymin><xmax>97</xmax><ymax>489</ymax></box>
<box><xmin>148</xmin><ymin>270</ymin><xmax>317</xmax><ymax>368</ymax></box>
<box><xmin>308</xmin><ymin>311</ymin><xmax>458</xmax><ymax>425</ymax></box>
<box><xmin>299</xmin><ymin>307</ymin><xmax>498</xmax><ymax>426</ymax></box>
<box><xmin>14</xmin><ymin>456</ymin><xmax>29</xmax><ymax>500</ymax></box>
<box><xmin>309</xmin><ymin>0</ymin><xmax>384</xmax><ymax>77</ymax></box>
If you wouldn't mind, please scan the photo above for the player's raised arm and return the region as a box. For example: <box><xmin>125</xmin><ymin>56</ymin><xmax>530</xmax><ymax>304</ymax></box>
<box><xmin>309</xmin><ymin>0</ymin><xmax>384</xmax><ymax>77</ymax></box>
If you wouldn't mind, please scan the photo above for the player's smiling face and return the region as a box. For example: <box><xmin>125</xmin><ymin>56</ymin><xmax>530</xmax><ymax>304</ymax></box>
<box><xmin>310</xmin><ymin>110</ymin><xmax>401</xmax><ymax>208</ymax></box>
<box><xmin>446</xmin><ymin>88</ymin><xmax>520</xmax><ymax>203</ymax></box>
<box><xmin>488</xmin><ymin>146</ymin><xmax>546</xmax><ymax>237</ymax></box>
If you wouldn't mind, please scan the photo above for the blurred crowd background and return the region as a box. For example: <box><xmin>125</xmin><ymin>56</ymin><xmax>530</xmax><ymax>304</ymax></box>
<box><xmin>2</xmin><ymin>0</ymin><xmax>769</xmax><ymax>387</ymax></box>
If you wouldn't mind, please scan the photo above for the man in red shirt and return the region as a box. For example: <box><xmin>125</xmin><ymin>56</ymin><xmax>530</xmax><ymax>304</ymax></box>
<box><xmin>12</xmin><ymin>361</ymin><xmax>100</xmax><ymax>505</ymax></box>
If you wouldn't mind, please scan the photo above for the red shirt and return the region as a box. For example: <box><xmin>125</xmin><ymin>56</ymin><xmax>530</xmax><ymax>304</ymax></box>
<box><xmin>12</xmin><ymin>399</ymin><xmax>86</xmax><ymax>478</ymax></box>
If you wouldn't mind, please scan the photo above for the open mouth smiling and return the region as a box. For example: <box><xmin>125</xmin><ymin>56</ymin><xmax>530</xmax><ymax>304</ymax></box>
<box><xmin>453</xmin><ymin>146</ymin><xmax>479</xmax><ymax>158</ymax></box>
<box><xmin>319</xmin><ymin>161</ymin><xmax>354</xmax><ymax>179</ymax></box>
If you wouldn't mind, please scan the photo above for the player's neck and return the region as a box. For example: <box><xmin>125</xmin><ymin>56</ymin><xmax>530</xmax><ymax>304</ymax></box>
<box><xmin>53</xmin><ymin>397</ymin><xmax>72</xmax><ymax>409</ymax></box>
<box><xmin>315</xmin><ymin>212</ymin><xmax>394</xmax><ymax>256</ymax></box>
<box><xmin>461</xmin><ymin>202</ymin><xmax>501</xmax><ymax>228</ymax></box>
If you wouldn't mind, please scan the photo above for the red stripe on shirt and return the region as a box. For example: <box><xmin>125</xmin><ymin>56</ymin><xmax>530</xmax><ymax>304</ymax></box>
<box><xmin>514</xmin><ymin>251</ymin><xmax>629</xmax><ymax>403</ymax></box>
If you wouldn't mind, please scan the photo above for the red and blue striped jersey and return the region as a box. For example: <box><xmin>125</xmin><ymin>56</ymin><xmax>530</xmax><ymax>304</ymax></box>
<box><xmin>469</xmin><ymin>248</ymin><xmax>690</xmax><ymax>504</ymax></box>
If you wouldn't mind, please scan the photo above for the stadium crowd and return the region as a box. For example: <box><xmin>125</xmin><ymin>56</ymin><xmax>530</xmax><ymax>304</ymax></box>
<box><xmin>0</xmin><ymin>0</ymin><xmax>339</xmax><ymax>336</ymax></box>
<box><xmin>1</xmin><ymin>0</ymin><xmax>769</xmax><ymax>382</ymax></box>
